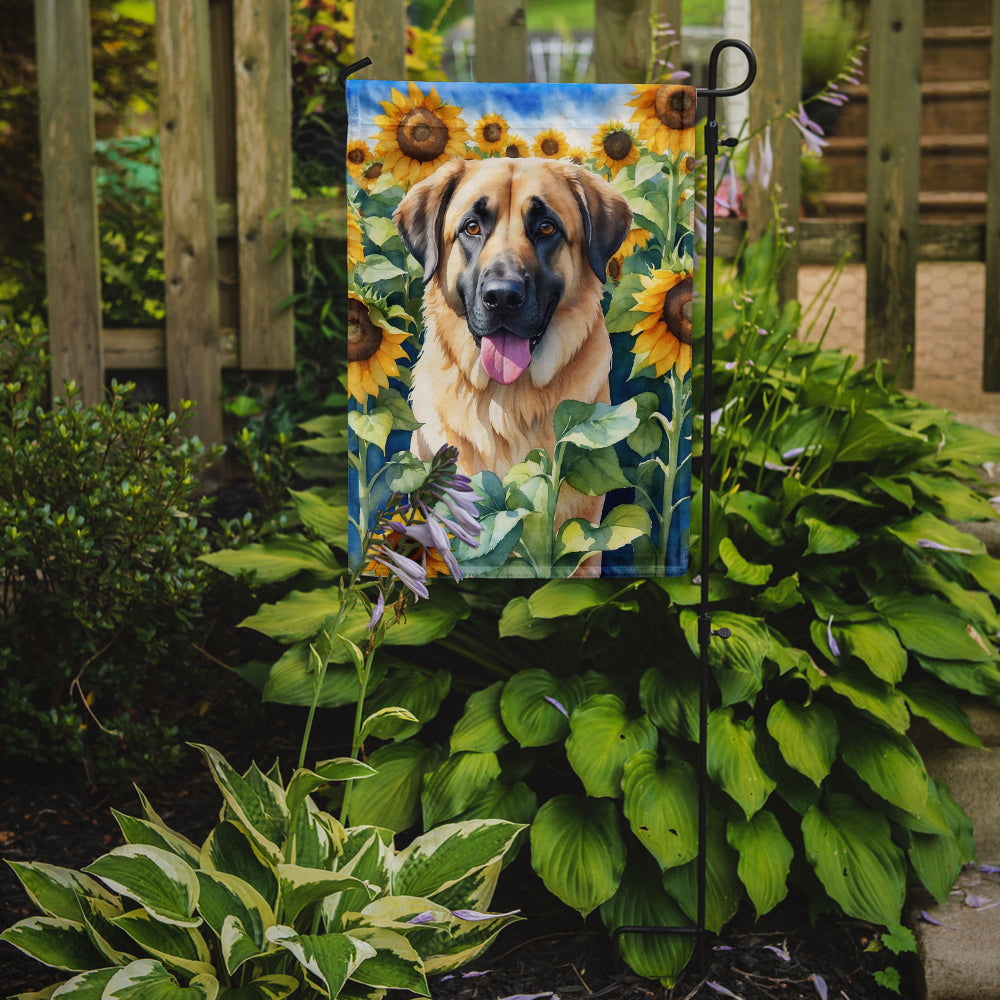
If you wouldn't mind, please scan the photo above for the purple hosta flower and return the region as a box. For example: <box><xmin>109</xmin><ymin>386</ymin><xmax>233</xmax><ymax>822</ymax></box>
<box><xmin>396</xmin><ymin>507</ymin><xmax>463</xmax><ymax>580</ymax></box>
<box><xmin>811</xmin><ymin>974</ymin><xmax>828</xmax><ymax>1000</ymax></box>
<box><xmin>407</xmin><ymin>911</ymin><xmax>438</xmax><ymax>925</ymax></box>
<box><xmin>715</xmin><ymin>156</ymin><xmax>742</xmax><ymax>216</ymax></box>
<box><xmin>370</xmin><ymin>544</ymin><xmax>429</xmax><ymax>600</ymax></box>
<box><xmin>706</xmin><ymin>983</ymin><xmax>742</xmax><ymax>999</ymax></box>
<box><xmin>791</xmin><ymin>104</ymin><xmax>828</xmax><ymax>157</ymax></box>
<box><xmin>544</xmin><ymin>695</ymin><xmax>569</xmax><ymax>718</ymax></box>
<box><xmin>367</xmin><ymin>590</ymin><xmax>385</xmax><ymax>631</ymax></box>
<box><xmin>451</xmin><ymin>908</ymin><xmax>521</xmax><ymax>921</ymax></box>
<box><xmin>746</xmin><ymin>124</ymin><xmax>774</xmax><ymax>191</ymax></box>
<box><xmin>917</xmin><ymin>538</ymin><xmax>973</xmax><ymax>555</ymax></box>
<box><xmin>497</xmin><ymin>994</ymin><xmax>558</xmax><ymax>1000</ymax></box>
<box><xmin>827</xmin><ymin>616</ymin><xmax>841</xmax><ymax>658</ymax></box>
<box><xmin>979</xmin><ymin>864</ymin><xmax>1000</xmax><ymax>874</ymax></box>
<box><xmin>763</xmin><ymin>944</ymin><xmax>791</xmax><ymax>962</ymax></box>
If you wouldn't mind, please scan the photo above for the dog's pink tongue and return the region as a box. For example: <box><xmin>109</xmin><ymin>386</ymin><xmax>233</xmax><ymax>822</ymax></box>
<box><xmin>481</xmin><ymin>332</ymin><xmax>531</xmax><ymax>384</ymax></box>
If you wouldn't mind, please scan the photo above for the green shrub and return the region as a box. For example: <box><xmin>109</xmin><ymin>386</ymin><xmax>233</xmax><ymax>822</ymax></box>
<box><xmin>0</xmin><ymin>317</ymin><xmax>220</xmax><ymax>783</ymax></box>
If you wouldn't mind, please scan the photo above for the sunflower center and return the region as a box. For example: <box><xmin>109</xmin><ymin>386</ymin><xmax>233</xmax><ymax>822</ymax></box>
<box><xmin>504</xmin><ymin>142</ymin><xmax>521</xmax><ymax>158</ymax></box>
<box><xmin>397</xmin><ymin>107</ymin><xmax>449</xmax><ymax>162</ymax></box>
<box><xmin>482</xmin><ymin>121</ymin><xmax>503</xmax><ymax>143</ymax></box>
<box><xmin>603</xmin><ymin>130</ymin><xmax>633</xmax><ymax>161</ymax></box>
<box><xmin>662</xmin><ymin>277</ymin><xmax>693</xmax><ymax>345</ymax></box>
<box><xmin>653</xmin><ymin>85</ymin><xmax>696</xmax><ymax>131</ymax></box>
<box><xmin>348</xmin><ymin>299</ymin><xmax>384</xmax><ymax>362</ymax></box>
<box><xmin>363</xmin><ymin>162</ymin><xmax>383</xmax><ymax>182</ymax></box>
<box><xmin>347</xmin><ymin>147</ymin><xmax>366</xmax><ymax>165</ymax></box>
<box><xmin>540</xmin><ymin>137</ymin><xmax>560</xmax><ymax>156</ymax></box>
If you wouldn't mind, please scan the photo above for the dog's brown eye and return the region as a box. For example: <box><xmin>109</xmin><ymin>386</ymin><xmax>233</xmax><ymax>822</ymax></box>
<box><xmin>464</xmin><ymin>220</ymin><xmax>481</xmax><ymax>236</ymax></box>
<box><xmin>537</xmin><ymin>220</ymin><xmax>555</xmax><ymax>236</ymax></box>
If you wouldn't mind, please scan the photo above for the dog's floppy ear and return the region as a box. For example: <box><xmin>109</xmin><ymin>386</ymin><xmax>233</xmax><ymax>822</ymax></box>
<box><xmin>569</xmin><ymin>165</ymin><xmax>633</xmax><ymax>283</ymax></box>
<box><xmin>393</xmin><ymin>158</ymin><xmax>467</xmax><ymax>284</ymax></box>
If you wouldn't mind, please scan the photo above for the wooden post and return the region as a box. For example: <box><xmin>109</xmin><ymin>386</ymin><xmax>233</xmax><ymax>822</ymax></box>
<box><xmin>474</xmin><ymin>0</ymin><xmax>527</xmax><ymax>83</ymax></box>
<box><xmin>594</xmin><ymin>0</ymin><xmax>652</xmax><ymax>84</ymax></box>
<box><xmin>233</xmin><ymin>0</ymin><xmax>294</xmax><ymax>369</ymax></box>
<box><xmin>864</xmin><ymin>0</ymin><xmax>923</xmax><ymax>389</ymax></box>
<box><xmin>354</xmin><ymin>0</ymin><xmax>406</xmax><ymax>80</ymax></box>
<box><xmin>34</xmin><ymin>0</ymin><xmax>104</xmax><ymax>405</ymax></box>
<box><xmin>983</xmin><ymin>0</ymin><xmax>1000</xmax><ymax>390</ymax></box>
<box><xmin>157</xmin><ymin>0</ymin><xmax>223</xmax><ymax>445</ymax></box>
<box><xmin>746</xmin><ymin>0</ymin><xmax>801</xmax><ymax>305</ymax></box>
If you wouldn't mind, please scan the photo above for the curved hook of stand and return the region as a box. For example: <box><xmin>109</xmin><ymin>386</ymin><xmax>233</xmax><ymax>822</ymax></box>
<box><xmin>701</xmin><ymin>38</ymin><xmax>757</xmax><ymax>99</ymax></box>
<box><xmin>337</xmin><ymin>56</ymin><xmax>373</xmax><ymax>90</ymax></box>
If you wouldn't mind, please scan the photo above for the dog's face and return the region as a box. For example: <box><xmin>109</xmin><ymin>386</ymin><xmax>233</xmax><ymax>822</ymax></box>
<box><xmin>394</xmin><ymin>157</ymin><xmax>632</xmax><ymax>387</ymax></box>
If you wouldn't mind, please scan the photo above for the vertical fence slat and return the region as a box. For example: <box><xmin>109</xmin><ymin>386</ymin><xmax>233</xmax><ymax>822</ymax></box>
<box><xmin>233</xmin><ymin>0</ymin><xmax>294</xmax><ymax>369</ymax></box>
<box><xmin>864</xmin><ymin>0</ymin><xmax>923</xmax><ymax>389</ymax></box>
<box><xmin>746</xmin><ymin>0</ymin><xmax>801</xmax><ymax>304</ymax></box>
<box><xmin>354</xmin><ymin>0</ymin><xmax>406</xmax><ymax>80</ymax></box>
<box><xmin>34</xmin><ymin>0</ymin><xmax>103</xmax><ymax>405</ymax></box>
<box><xmin>653</xmin><ymin>0</ymin><xmax>682</xmax><ymax>77</ymax></box>
<box><xmin>157</xmin><ymin>0</ymin><xmax>223</xmax><ymax>445</ymax></box>
<box><xmin>983</xmin><ymin>0</ymin><xmax>1000</xmax><ymax>390</ymax></box>
<box><xmin>594</xmin><ymin>0</ymin><xmax>652</xmax><ymax>83</ymax></box>
<box><xmin>474</xmin><ymin>0</ymin><xmax>527</xmax><ymax>82</ymax></box>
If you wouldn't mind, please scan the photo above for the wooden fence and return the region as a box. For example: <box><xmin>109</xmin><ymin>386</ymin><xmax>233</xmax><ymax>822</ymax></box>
<box><xmin>33</xmin><ymin>0</ymin><xmax>1000</xmax><ymax>445</ymax></box>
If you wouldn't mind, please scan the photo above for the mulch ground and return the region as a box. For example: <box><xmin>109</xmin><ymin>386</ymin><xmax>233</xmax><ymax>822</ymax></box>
<box><xmin>1</xmin><ymin>740</ymin><xmax>914</xmax><ymax>1000</ymax></box>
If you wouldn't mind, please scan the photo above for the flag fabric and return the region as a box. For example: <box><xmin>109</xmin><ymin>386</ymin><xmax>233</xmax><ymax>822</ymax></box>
<box><xmin>346</xmin><ymin>79</ymin><xmax>695</xmax><ymax>578</ymax></box>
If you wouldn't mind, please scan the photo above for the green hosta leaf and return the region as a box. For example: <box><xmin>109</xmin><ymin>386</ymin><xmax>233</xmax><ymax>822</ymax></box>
<box><xmin>835</xmin><ymin>621</ymin><xmax>907</xmax><ymax>683</ymax></box>
<box><xmin>901</xmin><ymin>680</ymin><xmax>982</xmax><ymax>748</ymax></box>
<box><xmin>346</xmin><ymin>740</ymin><xmax>441</xmax><ymax>832</ymax></box>
<box><xmin>111</xmin><ymin>908</ymin><xmax>214</xmax><ymax>978</ymax></box>
<box><xmin>199</xmin><ymin>822</ymin><xmax>278</xmax><ymax>910</ymax></box>
<box><xmin>718</xmin><ymin>537</ymin><xmax>772</xmax><ymax>586</ymax></box>
<box><xmin>199</xmin><ymin>536</ymin><xmax>340</xmax><ymax>584</ymax></box>
<box><xmin>421</xmin><ymin>751</ymin><xmax>502</xmax><ymax>828</ymax></box>
<box><xmin>288</xmin><ymin>489</ymin><xmax>349</xmax><ymax>548</ymax></box>
<box><xmin>875</xmin><ymin>594</ymin><xmax>995</xmax><ymax>662</ymax></box>
<box><xmin>967</xmin><ymin>553</ymin><xmax>1000</xmax><ymax>597</ymax></box>
<box><xmin>553</xmin><ymin>398</ymin><xmax>640</xmax><ymax>450</ymax></box>
<box><xmin>392</xmin><ymin>820</ymin><xmax>524</xmax><ymax>900</ymax></box>
<box><xmin>727</xmin><ymin>811</ymin><xmax>793</xmax><ymax>918</ymax></box>
<box><xmin>499</xmin><ymin>670</ymin><xmax>585</xmax><ymax>747</ymax></box>
<box><xmin>453</xmin><ymin>779</ymin><xmax>538</xmax><ymax>827</ymax></box>
<box><xmin>277</xmin><ymin>865</ymin><xmax>374</xmax><ymax>925</ymax></box>
<box><xmin>725</xmin><ymin>490</ymin><xmax>784</xmax><ymax>545</ymax></box>
<box><xmin>810</xmin><ymin>662</ymin><xmax>910</xmax><ymax>732</ymax></box>
<box><xmin>103</xmin><ymin>959</ymin><xmax>218</xmax><ymax>1000</ymax></box>
<box><xmin>362</xmin><ymin>667</ymin><xmax>451</xmax><ymax>740</ymax></box>
<box><xmin>345</xmin><ymin>926</ymin><xmax>429</xmax><ymax>994</ymax></box>
<box><xmin>886</xmin><ymin>511</ymin><xmax>985</xmax><ymax>556</ymax></box>
<box><xmin>756</xmin><ymin>573</ymin><xmax>805</xmax><ymax>614</ymax></box>
<box><xmin>265</xmin><ymin>926</ymin><xmax>375</xmax><ymax>997</ymax></box>
<box><xmin>83</xmin><ymin>846</ymin><xmax>200</xmax><ymax>928</ymax></box>
<box><xmin>497</xmin><ymin>596</ymin><xmax>565</xmax><ymax>640</ymax></box>
<box><xmin>909</xmin><ymin>827</ymin><xmax>966</xmax><ymax>905</ymax></box>
<box><xmin>359</xmin><ymin>706</ymin><xmax>421</xmax><ymax>742</ymax></box>
<box><xmin>916</xmin><ymin>655</ymin><xmax>1000</xmax><ymax>697</ymax></box>
<box><xmin>526</xmin><ymin>578</ymin><xmax>621</xmax><ymax>618</ymax></box>
<box><xmin>530</xmin><ymin>795</ymin><xmax>626</xmax><ymax>917</ymax></box>
<box><xmin>4</xmin><ymin>862</ymin><xmax>118</xmax><ymax>922</ymax></box>
<box><xmin>0</xmin><ymin>916</ymin><xmax>107</xmax><ymax>971</ymax></box>
<box><xmin>621</xmin><ymin>751</ymin><xmax>698</xmax><ymax>870</ymax></box>
<box><xmin>565</xmin><ymin>695</ymin><xmax>658</xmax><ymax>798</ymax></box>
<box><xmin>907</xmin><ymin>472</ymin><xmax>998</xmax><ymax>522</ymax></box>
<box><xmin>802</xmin><ymin>793</ymin><xmax>906</xmax><ymax>926</ymax></box>
<box><xmin>112</xmin><ymin>812</ymin><xmax>201</xmax><ymax>868</ymax></box>
<box><xmin>803</xmin><ymin>517</ymin><xmax>859</xmax><ymax>556</ymax></box>
<box><xmin>839</xmin><ymin>718</ymin><xmax>928</xmax><ymax>817</ymax></box>
<box><xmin>707</xmin><ymin>708</ymin><xmax>776</xmax><ymax>819</ymax></box>
<box><xmin>216</xmin><ymin>975</ymin><xmax>299</xmax><ymax>1000</ymax></box>
<box><xmin>765</xmin><ymin>700</ymin><xmax>838</xmax><ymax>786</ymax></box>
<box><xmin>639</xmin><ymin>665</ymin><xmax>699</xmax><ymax>742</ymax></box>
<box><xmin>285</xmin><ymin>759</ymin><xmax>376</xmax><ymax>821</ymax></box>
<box><xmin>661</xmin><ymin>812</ymin><xmax>742</xmax><ymax>934</ymax></box>
<box><xmin>680</xmin><ymin>610</ymin><xmax>770</xmax><ymax>706</ymax></box>
<box><xmin>599</xmin><ymin>853</ymin><xmax>694</xmax><ymax>987</ymax></box>
<box><xmin>834</xmin><ymin>410</ymin><xmax>927</xmax><ymax>463</ymax></box>
<box><xmin>450</xmin><ymin>682</ymin><xmax>511</xmax><ymax>754</ymax></box>
<box><xmin>348</xmin><ymin>407</ymin><xmax>394</xmax><ymax>453</ymax></box>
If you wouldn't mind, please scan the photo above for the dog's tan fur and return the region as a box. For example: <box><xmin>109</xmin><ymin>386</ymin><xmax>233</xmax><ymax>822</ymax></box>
<box><xmin>394</xmin><ymin>156</ymin><xmax>631</xmax><ymax>556</ymax></box>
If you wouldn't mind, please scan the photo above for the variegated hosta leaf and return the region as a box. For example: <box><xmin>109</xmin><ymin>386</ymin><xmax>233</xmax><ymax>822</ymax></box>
<box><xmin>621</xmin><ymin>751</ymin><xmax>699</xmax><ymax>871</ymax></box>
<box><xmin>726</xmin><ymin>810</ymin><xmax>793</xmax><ymax>918</ymax></box>
<box><xmin>802</xmin><ymin>793</ymin><xmax>906</xmax><ymax>926</ymax></box>
<box><xmin>706</xmin><ymin>707</ymin><xmax>776</xmax><ymax>819</ymax></box>
<box><xmin>421</xmin><ymin>907</ymin><xmax>522</xmax><ymax>975</ymax></box>
<box><xmin>765</xmin><ymin>700</ymin><xmax>838</xmax><ymax>786</ymax></box>
<box><xmin>391</xmin><ymin>820</ymin><xmax>524</xmax><ymax>901</ymax></box>
<box><xmin>345</xmin><ymin>926</ymin><xmax>429</xmax><ymax>995</ymax></box>
<box><xmin>191</xmin><ymin>745</ymin><xmax>287</xmax><ymax>863</ymax></box>
<box><xmin>112</xmin><ymin>810</ymin><xmax>202</xmax><ymax>868</ymax></box>
<box><xmin>195</xmin><ymin>871</ymin><xmax>274</xmax><ymax>974</ymax></box>
<box><xmin>214</xmin><ymin>974</ymin><xmax>299</xmax><ymax>1000</ymax></box>
<box><xmin>4</xmin><ymin>861</ymin><xmax>118</xmax><ymax>922</ymax></box>
<box><xmin>77</xmin><ymin>894</ymin><xmax>136</xmax><ymax>966</ymax></box>
<box><xmin>44</xmin><ymin>966</ymin><xmax>118</xmax><ymax>997</ymax></box>
<box><xmin>566</xmin><ymin>695</ymin><xmax>658</xmax><ymax>798</ymax></box>
<box><xmin>276</xmin><ymin>864</ymin><xmax>375</xmax><ymax>925</ymax></box>
<box><xmin>0</xmin><ymin>916</ymin><xmax>107</xmax><ymax>972</ymax></box>
<box><xmin>285</xmin><ymin>760</ymin><xmax>377</xmax><ymax>823</ymax></box>
<box><xmin>102</xmin><ymin>958</ymin><xmax>218</xmax><ymax>999</ymax></box>
<box><xmin>323</xmin><ymin>829</ymin><xmax>393</xmax><ymax>931</ymax></box>
<box><xmin>83</xmin><ymin>846</ymin><xmax>200</xmax><ymax>928</ymax></box>
<box><xmin>200</xmin><ymin>822</ymin><xmax>278</xmax><ymax>910</ymax></box>
<box><xmin>287</xmin><ymin>802</ymin><xmax>343</xmax><ymax>870</ymax></box>
<box><xmin>110</xmin><ymin>908</ymin><xmax>213</xmax><ymax>979</ymax></box>
<box><xmin>599</xmin><ymin>854</ymin><xmax>694</xmax><ymax>987</ymax></box>
<box><xmin>529</xmin><ymin>795</ymin><xmax>626</xmax><ymax>917</ymax></box>
<box><xmin>265</xmin><ymin>926</ymin><xmax>376</xmax><ymax>998</ymax></box>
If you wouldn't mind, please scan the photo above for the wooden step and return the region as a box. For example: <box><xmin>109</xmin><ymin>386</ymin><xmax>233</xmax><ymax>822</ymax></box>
<box><xmin>812</xmin><ymin>189</ymin><xmax>987</xmax><ymax>223</ymax></box>
<box><xmin>921</xmin><ymin>0</ymin><xmax>992</xmax><ymax>29</ymax></box>
<box><xmin>922</xmin><ymin>25</ymin><xmax>993</xmax><ymax>83</ymax></box>
<box><xmin>833</xmin><ymin>80</ymin><xmax>992</xmax><ymax>137</ymax></box>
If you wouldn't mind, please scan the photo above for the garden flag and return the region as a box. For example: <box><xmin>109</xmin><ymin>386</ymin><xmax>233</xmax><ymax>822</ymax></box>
<box><xmin>346</xmin><ymin>79</ymin><xmax>695</xmax><ymax>579</ymax></box>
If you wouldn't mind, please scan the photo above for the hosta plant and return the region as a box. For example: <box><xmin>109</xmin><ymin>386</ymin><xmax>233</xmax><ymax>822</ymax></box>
<box><xmin>1</xmin><ymin>744</ymin><xmax>523</xmax><ymax>999</ymax></box>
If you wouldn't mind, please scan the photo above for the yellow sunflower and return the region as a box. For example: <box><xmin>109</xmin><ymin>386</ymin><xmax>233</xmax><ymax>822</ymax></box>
<box><xmin>373</xmin><ymin>82</ymin><xmax>471</xmax><ymax>186</ymax></box>
<box><xmin>347</xmin><ymin>207</ymin><xmax>365</xmax><ymax>269</ymax></box>
<box><xmin>473</xmin><ymin>112</ymin><xmax>509</xmax><ymax>154</ymax></box>
<box><xmin>531</xmin><ymin>128</ymin><xmax>569</xmax><ymax>159</ymax></box>
<box><xmin>346</xmin><ymin>139</ymin><xmax>371</xmax><ymax>178</ymax></box>
<box><xmin>629</xmin><ymin>269</ymin><xmax>693</xmax><ymax>377</ymax></box>
<box><xmin>591</xmin><ymin>121</ymin><xmax>640</xmax><ymax>176</ymax></box>
<box><xmin>626</xmin><ymin>84</ymin><xmax>697</xmax><ymax>157</ymax></box>
<box><xmin>565</xmin><ymin>146</ymin><xmax>587</xmax><ymax>165</ymax></box>
<box><xmin>348</xmin><ymin>290</ymin><xmax>411</xmax><ymax>403</ymax></box>
<box><xmin>500</xmin><ymin>133</ymin><xmax>530</xmax><ymax>158</ymax></box>
<box><xmin>608</xmin><ymin>227</ymin><xmax>652</xmax><ymax>282</ymax></box>
<box><xmin>357</xmin><ymin>160</ymin><xmax>385</xmax><ymax>193</ymax></box>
